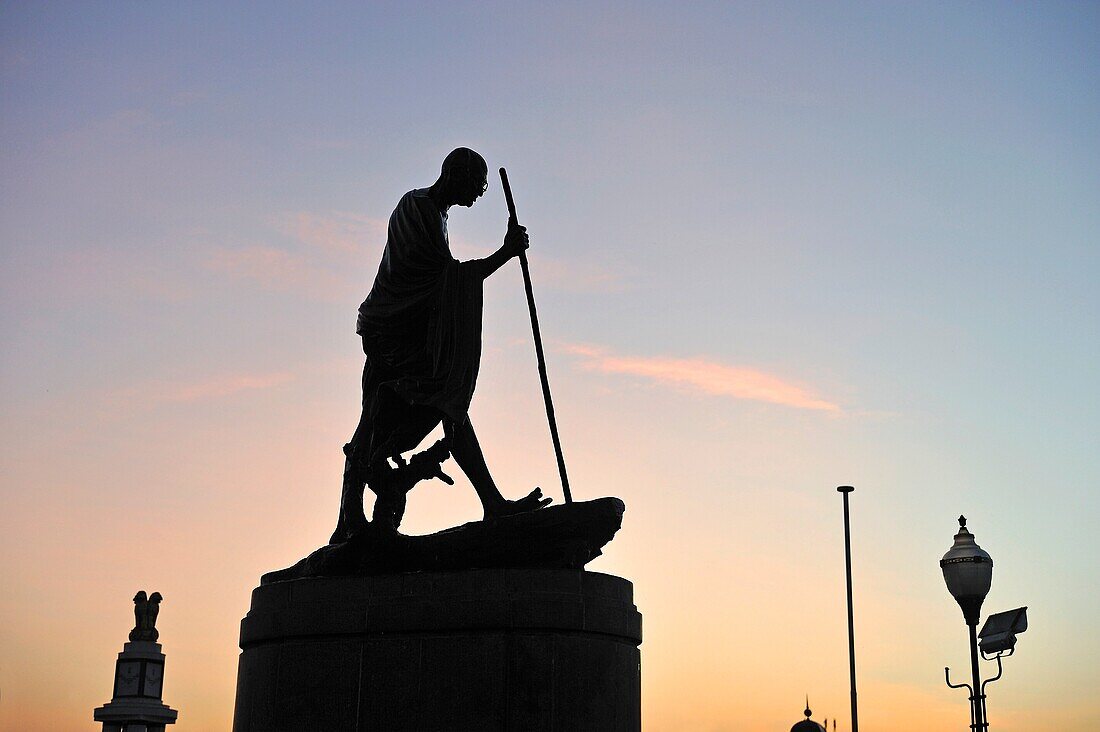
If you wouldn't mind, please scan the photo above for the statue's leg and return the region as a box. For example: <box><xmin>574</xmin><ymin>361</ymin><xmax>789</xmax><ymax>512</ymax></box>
<box><xmin>371</xmin><ymin>480</ymin><xmax>407</xmax><ymax>529</ymax></box>
<box><xmin>363</xmin><ymin>401</ymin><xmax>443</xmax><ymax>532</ymax></box>
<box><xmin>334</xmin><ymin>333</ymin><xmax>433</xmax><ymax>541</ymax></box>
<box><xmin>330</xmin><ymin>445</ymin><xmax>370</xmax><ymax>544</ymax></box>
<box><xmin>444</xmin><ymin>417</ymin><xmax>551</xmax><ymax>518</ymax></box>
<box><xmin>331</xmin><ymin>350</ymin><xmax>378</xmax><ymax>544</ymax></box>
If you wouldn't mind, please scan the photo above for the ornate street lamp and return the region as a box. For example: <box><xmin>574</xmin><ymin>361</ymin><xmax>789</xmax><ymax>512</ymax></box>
<box><xmin>940</xmin><ymin>516</ymin><xmax>993</xmax><ymax>731</ymax></box>
<box><xmin>941</xmin><ymin>515</ymin><xmax>993</xmax><ymax>624</ymax></box>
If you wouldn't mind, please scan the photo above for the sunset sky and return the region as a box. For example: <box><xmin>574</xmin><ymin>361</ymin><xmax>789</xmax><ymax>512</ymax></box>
<box><xmin>2</xmin><ymin>3</ymin><xmax>1098</xmax><ymax>730</ymax></box>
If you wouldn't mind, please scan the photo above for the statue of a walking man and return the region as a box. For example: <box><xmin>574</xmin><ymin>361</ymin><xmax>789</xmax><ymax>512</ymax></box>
<box><xmin>331</xmin><ymin>148</ymin><xmax>551</xmax><ymax>542</ymax></box>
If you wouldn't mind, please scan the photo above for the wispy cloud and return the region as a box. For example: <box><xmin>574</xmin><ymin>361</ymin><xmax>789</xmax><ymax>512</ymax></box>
<box><xmin>527</xmin><ymin>254</ymin><xmax>628</xmax><ymax>293</ymax></box>
<box><xmin>564</xmin><ymin>344</ymin><xmax>840</xmax><ymax>412</ymax></box>
<box><xmin>209</xmin><ymin>211</ymin><xmax>625</xmax><ymax>299</ymax></box>
<box><xmin>205</xmin><ymin>244</ymin><xmax>354</xmax><ymax>300</ymax></box>
<box><xmin>169</xmin><ymin>89</ymin><xmax>206</xmax><ymax>107</ymax></box>
<box><xmin>279</xmin><ymin>211</ymin><xmax>387</xmax><ymax>257</ymax></box>
<box><xmin>110</xmin><ymin>371</ymin><xmax>295</xmax><ymax>407</ymax></box>
<box><xmin>4</xmin><ymin>249</ymin><xmax>194</xmax><ymax>304</ymax></box>
<box><xmin>205</xmin><ymin>211</ymin><xmax>388</xmax><ymax>300</ymax></box>
<box><xmin>95</xmin><ymin>107</ymin><xmax>163</xmax><ymax>134</ymax></box>
<box><xmin>450</xmin><ymin>233</ymin><xmax>627</xmax><ymax>294</ymax></box>
<box><xmin>1</xmin><ymin>48</ymin><xmax>30</xmax><ymax>74</ymax></box>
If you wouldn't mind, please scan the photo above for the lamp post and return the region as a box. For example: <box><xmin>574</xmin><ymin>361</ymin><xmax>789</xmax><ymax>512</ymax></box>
<box><xmin>940</xmin><ymin>516</ymin><xmax>993</xmax><ymax>731</ymax></box>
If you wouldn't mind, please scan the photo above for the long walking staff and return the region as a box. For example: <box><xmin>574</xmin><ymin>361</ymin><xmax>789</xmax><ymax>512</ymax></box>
<box><xmin>499</xmin><ymin>167</ymin><xmax>573</xmax><ymax>504</ymax></box>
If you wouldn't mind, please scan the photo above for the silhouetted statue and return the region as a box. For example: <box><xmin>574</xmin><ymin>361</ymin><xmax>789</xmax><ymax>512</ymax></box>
<box><xmin>331</xmin><ymin>147</ymin><xmax>550</xmax><ymax>542</ymax></box>
<box><xmin>129</xmin><ymin>590</ymin><xmax>163</xmax><ymax>642</ymax></box>
<box><xmin>266</xmin><ymin>149</ymin><xmax>626</xmax><ymax>582</ymax></box>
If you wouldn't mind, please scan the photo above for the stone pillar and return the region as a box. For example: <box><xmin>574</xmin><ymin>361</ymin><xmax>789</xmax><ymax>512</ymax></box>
<box><xmin>93</xmin><ymin>640</ymin><xmax>178</xmax><ymax>731</ymax></box>
<box><xmin>233</xmin><ymin>569</ymin><xmax>642</xmax><ymax>731</ymax></box>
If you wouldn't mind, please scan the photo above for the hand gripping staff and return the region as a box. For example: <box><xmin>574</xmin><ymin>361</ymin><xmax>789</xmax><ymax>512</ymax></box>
<box><xmin>499</xmin><ymin>167</ymin><xmax>573</xmax><ymax>504</ymax></box>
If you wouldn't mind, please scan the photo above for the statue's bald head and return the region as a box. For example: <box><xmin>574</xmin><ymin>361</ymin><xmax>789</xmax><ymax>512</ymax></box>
<box><xmin>436</xmin><ymin>147</ymin><xmax>489</xmax><ymax>208</ymax></box>
<box><xmin>441</xmin><ymin>147</ymin><xmax>487</xmax><ymax>177</ymax></box>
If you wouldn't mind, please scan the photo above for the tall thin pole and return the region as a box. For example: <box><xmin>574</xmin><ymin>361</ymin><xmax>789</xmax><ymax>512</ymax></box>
<box><xmin>968</xmin><ymin>622</ymin><xmax>987</xmax><ymax>731</ymax></box>
<box><xmin>498</xmin><ymin>167</ymin><xmax>572</xmax><ymax>503</ymax></box>
<box><xmin>838</xmin><ymin>486</ymin><xmax>859</xmax><ymax>732</ymax></box>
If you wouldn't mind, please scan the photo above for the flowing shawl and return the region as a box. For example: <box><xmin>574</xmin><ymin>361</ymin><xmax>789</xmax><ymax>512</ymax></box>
<box><xmin>357</xmin><ymin>189</ymin><xmax>484</xmax><ymax>437</ymax></box>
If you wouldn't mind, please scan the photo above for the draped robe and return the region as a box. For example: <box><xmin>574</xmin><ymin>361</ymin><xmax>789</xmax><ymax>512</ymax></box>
<box><xmin>350</xmin><ymin>189</ymin><xmax>484</xmax><ymax>467</ymax></box>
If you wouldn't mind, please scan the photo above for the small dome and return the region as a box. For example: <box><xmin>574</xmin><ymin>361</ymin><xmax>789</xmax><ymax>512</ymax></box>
<box><xmin>790</xmin><ymin>699</ymin><xmax>826</xmax><ymax>732</ymax></box>
<box><xmin>791</xmin><ymin>722</ymin><xmax>826</xmax><ymax>732</ymax></box>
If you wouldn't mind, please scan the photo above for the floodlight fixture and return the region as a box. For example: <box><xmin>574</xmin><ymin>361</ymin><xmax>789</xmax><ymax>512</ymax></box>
<box><xmin>979</xmin><ymin>607</ymin><xmax>1028</xmax><ymax>658</ymax></box>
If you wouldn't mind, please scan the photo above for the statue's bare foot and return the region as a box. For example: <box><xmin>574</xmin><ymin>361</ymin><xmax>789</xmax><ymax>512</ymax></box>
<box><xmin>485</xmin><ymin>488</ymin><xmax>552</xmax><ymax>520</ymax></box>
<box><xmin>329</xmin><ymin>516</ymin><xmax>371</xmax><ymax>545</ymax></box>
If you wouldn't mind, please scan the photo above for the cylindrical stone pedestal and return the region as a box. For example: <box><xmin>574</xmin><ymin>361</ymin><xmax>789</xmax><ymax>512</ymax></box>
<box><xmin>233</xmin><ymin>569</ymin><xmax>641</xmax><ymax>731</ymax></box>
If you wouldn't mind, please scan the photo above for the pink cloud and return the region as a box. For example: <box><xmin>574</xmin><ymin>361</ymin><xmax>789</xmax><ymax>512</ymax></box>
<box><xmin>208</xmin><ymin>211</ymin><xmax>625</xmax><ymax>300</ymax></box>
<box><xmin>4</xmin><ymin>249</ymin><xmax>193</xmax><ymax>304</ymax></box>
<box><xmin>564</xmin><ymin>344</ymin><xmax>840</xmax><ymax>412</ymax></box>
<box><xmin>111</xmin><ymin>371</ymin><xmax>295</xmax><ymax>406</ymax></box>
<box><xmin>169</xmin><ymin>89</ymin><xmax>206</xmax><ymax>107</ymax></box>
<box><xmin>527</xmin><ymin>254</ymin><xmax>627</xmax><ymax>293</ymax></box>
<box><xmin>204</xmin><ymin>244</ymin><xmax>355</xmax><ymax>301</ymax></box>
<box><xmin>205</xmin><ymin>211</ymin><xmax>389</xmax><ymax>300</ymax></box>
<box><xmin>449</xmin><ymin>234</ymin><xmax>627</xmax><ymax>294</ymax></box>
<box><xmin>281</xmin><ymin>211</ymin><xmax>387</xmax><ymax>257</ymax></box>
